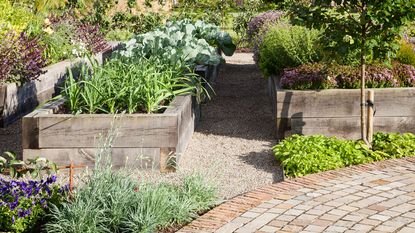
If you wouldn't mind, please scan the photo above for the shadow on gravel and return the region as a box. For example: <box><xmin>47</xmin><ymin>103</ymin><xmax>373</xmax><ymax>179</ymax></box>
<box><xmin>238</xmin><ymin>148</ymin><xmax>284</xmax><ymax>183</ymax></box>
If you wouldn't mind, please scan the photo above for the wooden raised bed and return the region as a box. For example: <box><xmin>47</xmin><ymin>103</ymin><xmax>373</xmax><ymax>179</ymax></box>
<box><xmin>0</xmin><ymin>44</ymin><xmax>119</xmax><ymax>127</ymax></box>
<box><xmin>22</xmin><ymin>95</ymin><xmax>199</xmax><ymax>172</ymax></box>
<box><xmin>269</xmin><ymin>76</ymin><xmax>415</xmax><ymax>140</ymax></box>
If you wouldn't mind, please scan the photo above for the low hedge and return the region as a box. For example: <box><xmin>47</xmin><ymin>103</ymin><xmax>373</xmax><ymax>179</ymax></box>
<box><xmin>273</xmin><ymin>132</ymin><xmax>415</xmax><ymax>177</ymax></box>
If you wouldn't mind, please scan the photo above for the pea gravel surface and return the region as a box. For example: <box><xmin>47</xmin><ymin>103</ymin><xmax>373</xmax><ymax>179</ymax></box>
<box><xmin>141</xmin><ymin>53</ymin><xmax>284</xmax><ymax>200</ymax></box>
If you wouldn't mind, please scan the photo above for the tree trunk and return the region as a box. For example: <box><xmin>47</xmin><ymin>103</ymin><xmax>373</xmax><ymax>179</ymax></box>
<box><xmin>361</xmin><ymin>58</ymin><xmax>368</xmax><ymax>144</ymax></box>
<box><xmin>360</xmin><ymin>2</ymin><xmax>370</xmax><ymax>146</ymax></box>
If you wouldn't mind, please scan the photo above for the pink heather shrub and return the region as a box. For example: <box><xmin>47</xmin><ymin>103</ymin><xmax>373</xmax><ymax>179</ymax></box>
<box><xmin>280</xmin><ymin>63</ymin><xmax>414</xmax><ymax>90</ymax></box>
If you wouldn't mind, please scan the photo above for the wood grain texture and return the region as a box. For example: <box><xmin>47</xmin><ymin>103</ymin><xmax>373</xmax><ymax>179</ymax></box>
<box><xmin>290</xmin><ymin>117</ymin><xmax>415</xmax><ymax>140</ymax></box>
<box><xmin>276</xmin><ymin>88</ymin><xmax>415</xmax><ymax>118</ymax></box>
<box><xmin>269</xmin><ymin>76</ymin><xmax>415</xmax><ymax>139</ymax></box>
<box><xmin>24</xmin><ymin>147</ymin><xmax>160</xmax><ymax>169</ymax></box>
<box><xmin>37</xmin><ymin>114</ymin><xmax>178</xmax><ymax>148</ymax></box>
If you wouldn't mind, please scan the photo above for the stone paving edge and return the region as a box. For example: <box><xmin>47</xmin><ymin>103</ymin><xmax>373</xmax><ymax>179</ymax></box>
<box><xmin>177</xmin><ymin>157</ymin><xmax>415</xmax><ymax>233</ymax></box>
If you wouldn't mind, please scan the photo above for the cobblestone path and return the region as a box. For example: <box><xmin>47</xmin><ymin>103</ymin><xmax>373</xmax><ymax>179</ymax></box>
<box><xmin>179</xmin><ymin>157</ymin><xmax>415</xmax><ymax>233</ymax></box>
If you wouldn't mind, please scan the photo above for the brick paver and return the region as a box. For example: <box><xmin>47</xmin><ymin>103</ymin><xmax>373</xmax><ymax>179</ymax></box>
<box><xmin>178</xmin><ymin>157</ymin><xmax>415</xmax><ymax>233</ymax></box>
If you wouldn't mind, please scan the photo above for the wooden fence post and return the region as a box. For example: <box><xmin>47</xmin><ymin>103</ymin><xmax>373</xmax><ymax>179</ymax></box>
<box><xmin>367</xmin><ymin>90</ymin><xmax>375</xmax><ymax>145</ymax></box>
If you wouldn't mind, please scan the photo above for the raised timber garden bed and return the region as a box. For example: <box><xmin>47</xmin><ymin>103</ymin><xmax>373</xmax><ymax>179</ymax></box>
<box><xmin>0</xmin><ymin>43</ymin><xmax>120</xmax><ymax>127</ymax></box>
<box><xmin>22</xmin><ymin>95</ymin><xmax>199</xmax><ymax>172</ymax></box>
<box><xmin>269</xmin><ymin>76</ymin><xmax>415</xmax><ymax>140</ymax></box>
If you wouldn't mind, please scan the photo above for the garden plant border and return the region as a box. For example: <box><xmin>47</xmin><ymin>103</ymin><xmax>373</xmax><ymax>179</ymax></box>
<box><xmin>269</xmin><ymin>76</ymin><xmax>415</xmax><ymax>140</ymax></box>
<box><xmin>0</xmin><ymin>43</ymin><xmax>120</xmax><ymax>127</ymax></box>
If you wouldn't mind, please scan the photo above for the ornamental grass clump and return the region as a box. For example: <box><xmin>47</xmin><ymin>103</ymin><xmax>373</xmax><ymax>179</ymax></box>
<box><xmin>44</xmin><ymin>145</ymin><xmax>217</xmax><ymax>233</ymax></box>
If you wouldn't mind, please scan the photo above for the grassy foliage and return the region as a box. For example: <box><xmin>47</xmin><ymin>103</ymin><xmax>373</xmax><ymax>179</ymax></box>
<box><xmin>44</xmin><ymin>150</ymin><xmax>216</xmax><ymax>233</ymax></box>
<box><xmin>273</xmin><ymin>133</ymin><xmax>415</xmax><ymax>177</ymax></box>
<box><xmin>258</xmin><ymin>23</ymin><xmax>321</xmax><ymax>76</ymax></box>
<box><xmin>63</xmin><ymin>57</ymin><xmax>204</xmax><ymax>114</ymax></box>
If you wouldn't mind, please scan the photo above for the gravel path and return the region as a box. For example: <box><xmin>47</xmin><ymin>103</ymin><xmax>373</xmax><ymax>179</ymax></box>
<box><xmin>147</xmin><ymin>53</ymin><xmax>284</xmax><ymax>200</ymax></box>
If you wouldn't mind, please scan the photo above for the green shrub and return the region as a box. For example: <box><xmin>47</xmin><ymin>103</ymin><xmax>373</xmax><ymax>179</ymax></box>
<box><xmin>0</xmin><ymin>0</ymin><xmax>36</xmax><ymax>34</ymax></box>
<box><xmin>372</xmin><ymin>132</ymin><xmax>415</xmax><ymax>158</ymax></box>
<box><xmin>44</xmin><ymin>149</ymin><xmax>216</xmax><ymax>233</ymax></box>
<box><xmin>258</xmin><ymin>23</ymin><xmax>321</xmax><ymax>76</ymax></box>
<box><xmin>396</xmin><ymin>41</ymin><xmax>415</xmax><ymax>67</ymax></box>
<box><xmin>106</xmin><ymin>28</ymin><xmax>134</xmax><ymax>41</ymax></box>
<box><xmin>274</xmin><ymin>133</ymin><xmax>415</xmax><ymax>177</ymax></box>
<box><xmin>272</xmin><ymin>135</ymin><xmax>378</xmax><ymax>177</ymax></box>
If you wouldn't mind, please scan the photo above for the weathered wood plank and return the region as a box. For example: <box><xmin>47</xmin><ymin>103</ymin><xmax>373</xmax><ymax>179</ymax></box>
<box><xmin>276</xmin><ymin>88</ymin><xmax>415</xmax><ymax>118</ymax></box>
<box><xmin>38</xmin><ymin>114</ymin><xmax>178</xmax><ymax>148</ymax></box>
<box><xmin>288</xmin><ymin>116</ymin><xmax>415</xmax><ymax>140</ymax></box>
<box><xmin>23</xmin><ymin>147</ymin><xmax>160</xmax><ymax>169</ymax></box>
<box><xmin>22</xmin><ymin>116</ymin><xmax>39</xmax><ymax>149</ymax></box>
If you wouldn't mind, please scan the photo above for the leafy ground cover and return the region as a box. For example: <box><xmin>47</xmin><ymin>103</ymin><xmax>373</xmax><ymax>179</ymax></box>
<box><xmin>273</xmin><ymin>132</ymin><xmax>415</xmax><ymax>177</ymax></box>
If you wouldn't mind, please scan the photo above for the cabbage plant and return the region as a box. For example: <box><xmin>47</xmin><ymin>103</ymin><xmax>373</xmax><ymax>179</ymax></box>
<box><xmin>118</xmin><ymin>19</ymin><xmax>236</xmax><ymax>67</ymax></box>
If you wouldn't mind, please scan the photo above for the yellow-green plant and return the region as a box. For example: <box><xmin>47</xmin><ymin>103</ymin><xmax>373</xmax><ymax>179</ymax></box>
<box><xmin>396</xmin><ymin>40</ymin><xmax>415</xmax><ymax>67</ymax></box>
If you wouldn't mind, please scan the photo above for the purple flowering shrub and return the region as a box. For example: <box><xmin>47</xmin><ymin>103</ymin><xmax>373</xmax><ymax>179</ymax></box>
<box><xmin>0</xmin><ymin>31</ymin><xmax>46</xmax><ymax>84</ymax></box>
<box><xmin>393</xmin><ymin>63</ymin><xmax>415</xmax><ymax>87</ymax></box>
<box><xmin>0</xmin><ymin>175</ymin><xmax>68</xmax><ymax>233</ymax></box>
<box><xmin>280</xmin><ymin>62</ymin><xmax>413</xmax><ymax>90</ymax></box>
<box><xmin>76</xmin><ymin>23</ymin><xmax>110</xmax><ymax>54</ymax></box>
<box><xmin>280</xmin><ymin>63</ymin><xmax>336</xmax><ymax>90</ymax></box>
<box><xmin>247</xmin><ymin>10</ymin><xmax>284</xmax><ymax>63</ymax></box>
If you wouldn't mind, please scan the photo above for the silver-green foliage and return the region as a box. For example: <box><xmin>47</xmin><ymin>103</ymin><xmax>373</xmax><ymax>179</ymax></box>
<box><xmin>63</xmin><ymin>57</ymin><xmax>203</xmax><ymax>114</ymax></box>
<box><xmin>44</xmin><ymin>153</ymin><xmax>216</xmax><ymax>233</ymax></box>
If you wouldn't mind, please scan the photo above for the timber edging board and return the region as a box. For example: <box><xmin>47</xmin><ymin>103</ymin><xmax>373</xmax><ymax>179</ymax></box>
<box><xmin>269</xmin><ymin>75</ymin><xmax>415</xmax><ymax>140</ymax></box>
<box><xmin>22</xmin><ymin>95</ymin><xmax>198</xmax><ymax>172</ymax></box>
<box><xmin>0</xmin><ymin>42</ymin><xmax>120</xmax><ymax>127</ymax></box>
